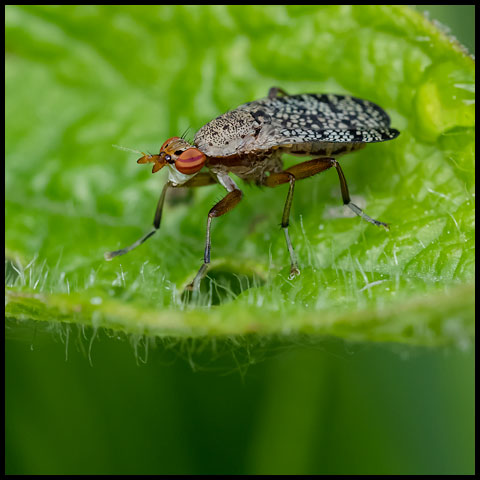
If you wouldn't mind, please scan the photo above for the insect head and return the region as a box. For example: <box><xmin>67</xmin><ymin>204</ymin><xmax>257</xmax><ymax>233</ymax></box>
<box><xmin>136</xmin><ymin>137</ymin><xmax>206</xmax><ymax>174</ymax></box>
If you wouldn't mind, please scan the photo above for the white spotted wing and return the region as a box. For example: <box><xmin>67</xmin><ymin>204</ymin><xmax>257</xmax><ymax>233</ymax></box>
<box><xmin>194</xmin><ymin>93</ymin><xmax>399</xmax><ymax>158</ymax></box>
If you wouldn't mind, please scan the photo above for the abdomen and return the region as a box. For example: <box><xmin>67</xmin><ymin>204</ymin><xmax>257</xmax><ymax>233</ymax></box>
<box><xmin>284</xmin><ymin>142</ymin><xmax>366</xmax><ymax>157</ymax></box>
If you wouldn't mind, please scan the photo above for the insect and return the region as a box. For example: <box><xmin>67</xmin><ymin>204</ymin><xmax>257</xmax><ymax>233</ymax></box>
<box><xmin>105</xmin><ymin>87</ymin><xmax>399</xmax><ymax>290</ymax></box>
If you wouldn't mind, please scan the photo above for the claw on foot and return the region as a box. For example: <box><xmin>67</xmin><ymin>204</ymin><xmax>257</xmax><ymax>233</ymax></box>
<box><xmin>288</xmin><ymin>265</ymin><xmax>301</xmax><ymax>280</ymax></box>
<box><xmin>181</xmin><ymin>281</ymin><xmax>201</xmax><ymax>302</ymax></box>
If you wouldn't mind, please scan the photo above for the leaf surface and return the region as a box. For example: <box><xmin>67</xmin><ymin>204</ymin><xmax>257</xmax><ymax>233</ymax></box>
<box><xmin>5</xmin><ymin>5</ymin><xmax>475</xmax><ymax>346</ymax></box>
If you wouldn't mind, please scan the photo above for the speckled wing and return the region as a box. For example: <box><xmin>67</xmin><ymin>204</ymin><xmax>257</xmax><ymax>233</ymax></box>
<box><xmin>194</xmin><ymin>93</ymin><xmax>399</xmax><ymax>158</ymax></box>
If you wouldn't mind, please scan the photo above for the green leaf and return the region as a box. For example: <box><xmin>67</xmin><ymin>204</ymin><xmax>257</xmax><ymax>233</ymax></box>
<box><xmin>5</xmin><ymin>5</ymin><xmax>475</xmax><ymax>346</ymax></box>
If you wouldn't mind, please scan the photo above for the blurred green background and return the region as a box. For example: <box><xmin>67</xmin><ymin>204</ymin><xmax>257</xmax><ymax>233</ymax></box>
<box><xmin>5</xmin><ymin>5</ymin><xmax>475</xmax><ymax>475</ymax></box>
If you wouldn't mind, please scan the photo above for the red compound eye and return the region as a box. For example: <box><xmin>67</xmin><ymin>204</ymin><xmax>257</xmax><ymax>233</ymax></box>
<box><xmin>160</xmin><ymin>137</ymin><xmax>180</xmax><ymax>151</ymax></box>
<box><xmin>175</xmin><ymin>148</ymin><xmax>206</xmax><ymax>174</ymax></box>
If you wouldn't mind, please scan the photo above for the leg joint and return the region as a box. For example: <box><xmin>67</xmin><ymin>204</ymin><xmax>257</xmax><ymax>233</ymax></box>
<box><xmin>285</xmin><ymin>172</ymin><xmax>296</xmax><ymax>187</ymax></box>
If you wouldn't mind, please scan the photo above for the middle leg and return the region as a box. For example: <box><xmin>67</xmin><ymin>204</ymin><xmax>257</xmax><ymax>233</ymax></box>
<box><xmin>265</xmin><ymin>158</ymin><xmax>336</xmax><ymax>278</ymax></box>
<box><xmin>264</xmin><ymin>157</ymin><xmax>389</xmax><ymax>277</ymax></box>
<box><xmin>285</xmin><ymin>157</ymin><xmax>389</xmax><ymax>229</ymax></box>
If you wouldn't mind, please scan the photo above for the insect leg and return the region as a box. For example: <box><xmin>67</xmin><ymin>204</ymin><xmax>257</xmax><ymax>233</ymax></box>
<box><xmin>186</xmin><ymin>187</ymin><xmax>243</xmax><ymax>291</ymax></box>
<box><xmin>264</xmin><ymin>171</ymin><xmax>299</xmax><ymax>278</ymax></box>
<box><xmin>286</xmin><ymin>158</ymin><xmax>389</xmax><ymax>229</ymax></box>
<box><xmin>331</xmin><ymin>160</ymin><xmax>389</xmax><ymax>230</ymax></box>
<box><xmin>265</xmin><ymin>159</ymin><xmax>337</xmax><ymax>278</ymax></box>
<box><xmin>104</xmin><ymin>181</ymin><xmax>171</xmax><ymax>260</ymax></box>
<box><xmin>268</xmin><ymin>86</ymin><xmax>289</xmax><ymax>99</ymax></box>
<box><xmin>104</xmin><ymin>173</ymin><xmax>217</xmax><ymax>261</ymax></box>
<box><xmin>182</xmin><ymin>172</ymin><xmax>218</xmax><ymax>188</ymax></box>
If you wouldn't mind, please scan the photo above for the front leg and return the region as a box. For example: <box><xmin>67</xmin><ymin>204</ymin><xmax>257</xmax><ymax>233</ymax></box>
<box><xmin>104</xmin><ymin>172</ymin><xmax>217</xmax><ymax>260</ymax></box>
<box><xmin>105</xmin><ymin>180</ymin><xmax>172</xmax><ymax>260</ymax></box>
<box><xmin>186</xmin><ymin>172</ymin><xmax>243</xmax><ymax>291</ymax></box>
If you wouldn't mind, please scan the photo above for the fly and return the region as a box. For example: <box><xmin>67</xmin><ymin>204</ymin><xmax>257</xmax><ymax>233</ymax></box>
<box><xmin>105</xmin><ymin>87</ymin><xmax>399</xmax><ymax>290</ymax></box>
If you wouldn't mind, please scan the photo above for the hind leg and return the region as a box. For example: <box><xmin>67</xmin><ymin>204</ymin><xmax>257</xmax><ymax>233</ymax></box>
<box><xmin>268</xmin><ymin>86</ymin><xmax>289</xmax><ymax>99</ymax></box>
<box><xmin>265</xmin><ymin>157</ymin><xmax>388</xmax><ymax>277</ymax></box>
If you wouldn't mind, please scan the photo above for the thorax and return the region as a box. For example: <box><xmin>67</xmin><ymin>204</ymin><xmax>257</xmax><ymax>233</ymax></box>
<box><xmin>206</xmin><ymin>149</ymin><xmax>283</xmax><ymax>184</ymax></box>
